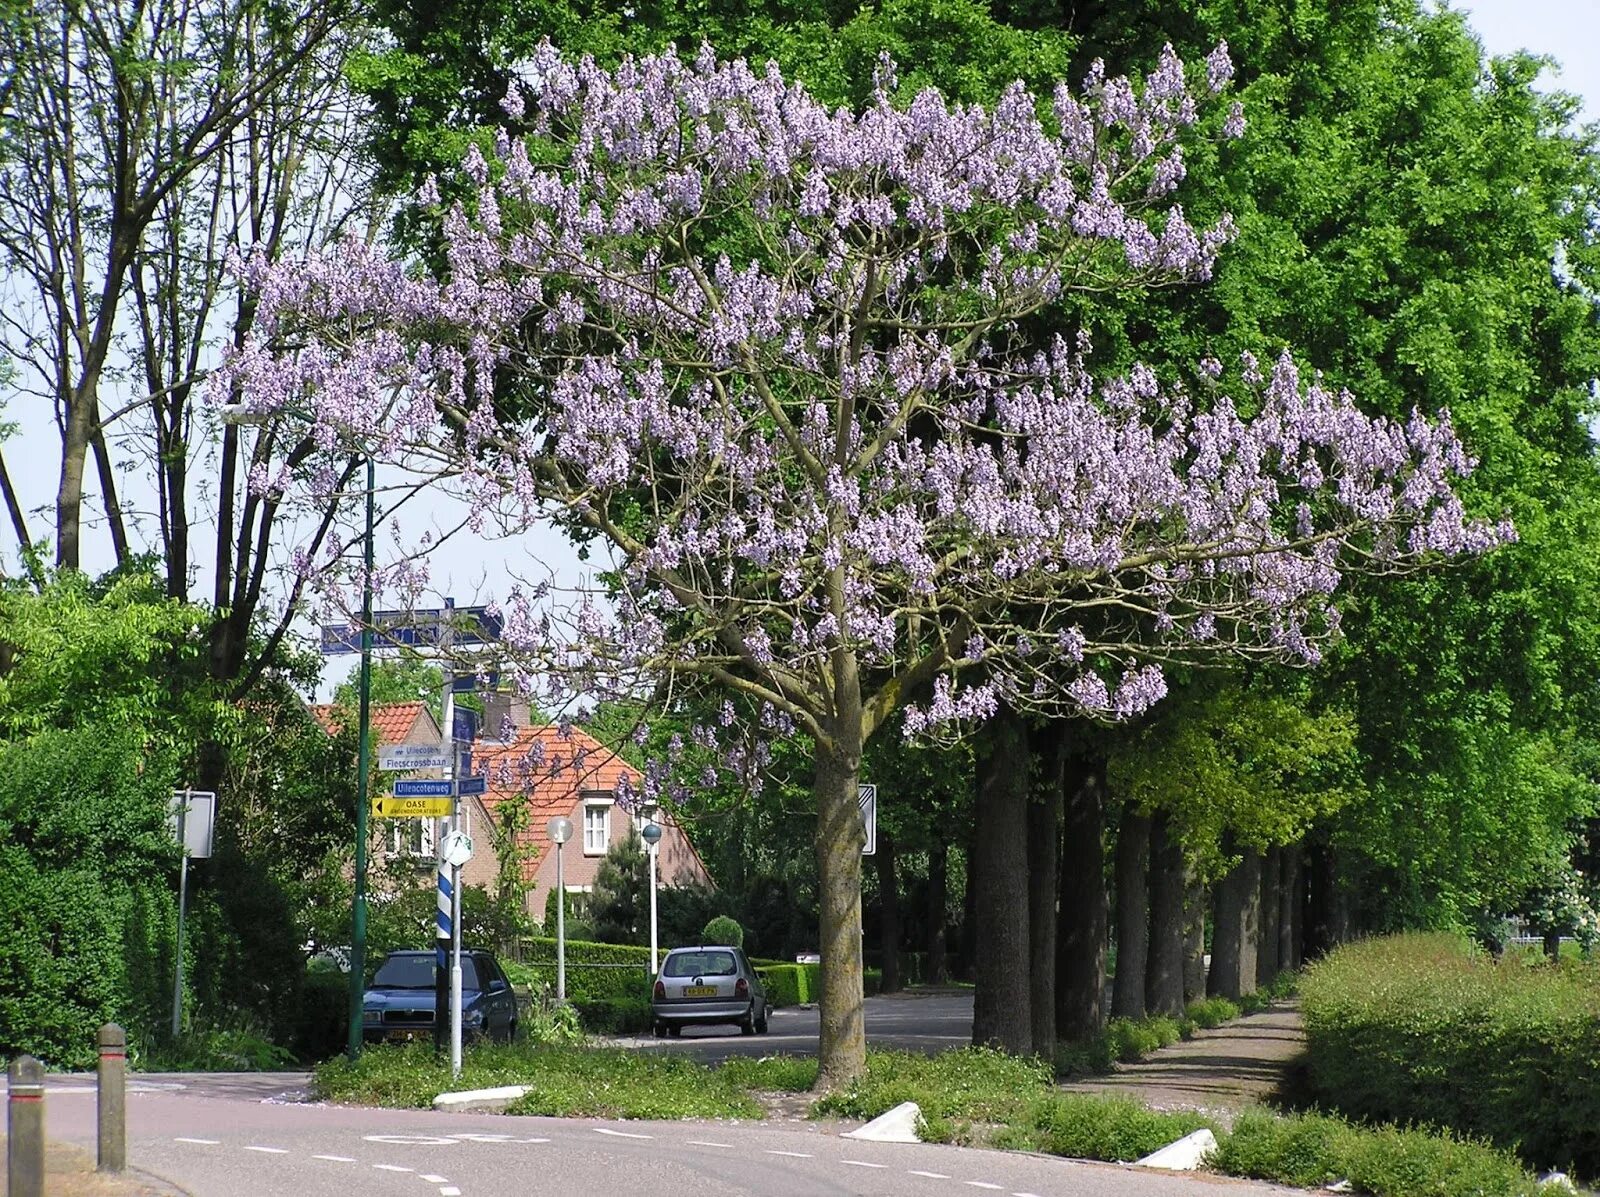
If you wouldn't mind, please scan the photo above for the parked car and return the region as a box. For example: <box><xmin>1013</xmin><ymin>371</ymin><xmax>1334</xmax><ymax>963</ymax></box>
<box><xmin>361</xmin><ymin>949</ymin><xmax>518</xmax><ymax>1045</ymax></box>
<box><xmin>651</xmin><ymin>944</ymin><xmax>771</xmax><ymax>1037</ymax></box>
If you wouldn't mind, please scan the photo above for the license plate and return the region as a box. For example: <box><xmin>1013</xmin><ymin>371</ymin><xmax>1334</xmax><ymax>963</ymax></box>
<box><xmin>682</xmin><ymin>986</ymin><xmax>717</xmax><ymax>998</ymax></box>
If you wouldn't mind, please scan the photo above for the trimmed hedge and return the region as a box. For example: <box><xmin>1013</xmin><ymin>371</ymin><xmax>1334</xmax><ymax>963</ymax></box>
<box><xmin>572</xmin><ymin>997</ymin><xmax>654</xmax><ymax>1035</ymax></box>
<box><xmin>1299</xmin><ymin>932</ymin><xmax>1600</xmax><ymax>1174</ymax></box>
<box><xmin>508</xmin><ymin>938</ymin><xmax>652</xmax><ymax>1003</ymax></box>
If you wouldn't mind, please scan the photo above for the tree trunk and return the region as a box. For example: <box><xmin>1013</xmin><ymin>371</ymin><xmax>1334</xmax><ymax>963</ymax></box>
<box><xmin>814</xmin><ymin>732</ymin><xmax>867</xmax><ymax>1090</ymax></box>
<box><xmin>1145</xmin><ymin>811</ymin><xmax>1185</xmax><ymax>1017</ymax></box>
<box><xmin>959</xmin><ymin>839</ymin><xmax>977</xmax><ymax>982</ymax></box>
<box><xmin>1111</xmin><ymin>806</ymin><xmax>1151</xmax><ymax>1019</ymax></box>
<box><xmin>875</xmin><ymin>832</ymin><xmax>902</xmax><ymax>994</ymax></box>
<box><xmin>1182</xmin><ymin>865</ymin><xmax>1206</xmax><ymax>1004</ymax></box>
<box><xmin>1027</xmin><ymin>732</ymin><xmax>1062</xmax><ymax>1059</ymax></box>
<box><xmin>1057</xmin><ymin>750</ymin><xmax>1107</xmax><ymax>1043</ymax></box>
<box><xmin>1257</xmin><ymin>844</ymin><xmax>1282</xmax><ymax>988</ymax></box>
<box><xmin>1544</xmin><ymin>931</ymin><xmax>1562</xmax><ymax>961</ymax></box>
<box><xmin>1279</xmin><ymin>845</ymin><xmax>1302</xmax><ymax>972</ymax></box>
<box><xmin>971</xmin><ymin>708</ymin><xmax>1032</xmax><ymax>1055</ymax></box>
<box><xmin>926</xmin><ymin>840</ymin><xmax>949</xmax><ymax>984</ymax></box>
<box><xmin>1208</xmin><ymin>846</ymin><xmax>1260</xmax><ymax>999</ymax></box>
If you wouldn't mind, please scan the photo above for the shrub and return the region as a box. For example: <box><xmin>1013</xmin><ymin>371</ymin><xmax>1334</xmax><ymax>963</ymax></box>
<box><xmin>292</xmin><ymin>965</ymin><xmax>350</xmax><ymax>1062</ymax></box>
<box><xmin>995</xmin><ymin>1094</ymin><xmax>1214</xmax><ymax>1162</ymax></box>
<box><xmin>506</xmin><ymin>937</ymin><xmax>652</xmax><ymax>1002</ymax></box>
<box><xmin>1185</xmin><ymin>996</ymin><xmax>1241</xmax><ymax>1029</ymax></box>
<box><xmin>1299</xmin><ymin>932</ymin><xmax>1600</xmax><ymax>1173</ymax></box>
<box><xmin>810</xmin><ymin>1047</ymin><xmax>1052</xmax><ymax>1127</ymax></box>
<box><xmin>754</xmin><ymin>962</ymin><xmax>820</xmax><ymax>1006</ymax></box>
<box><xmin>1216</xmin><ymin>1109</ymin><xmax>1542</xmax><ymax>1197</ymax></box>
<box><xmin>701</xmin><ymin>915</ymin><xmax>744</xmax><ymax>947</ymax></box>
<box><xmin>572</xmin><ymin>996</ymin><xmax>653</xmax><ymax>1035</ymax></box>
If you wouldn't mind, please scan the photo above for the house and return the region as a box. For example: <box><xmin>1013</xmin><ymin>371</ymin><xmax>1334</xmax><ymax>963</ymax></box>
<box><xmin>473</xmin><ymin>696</ymin><xmax>712</xmax><ymax>921</ymax></box>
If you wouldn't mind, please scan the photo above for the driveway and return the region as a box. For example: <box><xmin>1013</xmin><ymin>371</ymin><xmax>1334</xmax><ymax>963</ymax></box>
<box><xmin>605</xmin><ymin>987</ymin><xmax>976</xmax><ymax>1062</ymax></box>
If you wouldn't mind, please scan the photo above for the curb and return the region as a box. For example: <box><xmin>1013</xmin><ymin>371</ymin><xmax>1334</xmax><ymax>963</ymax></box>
<box><xmin>432</xmin><ymin>1084</ymin><xmax>532</xmax><ymax>1113</ymax></box>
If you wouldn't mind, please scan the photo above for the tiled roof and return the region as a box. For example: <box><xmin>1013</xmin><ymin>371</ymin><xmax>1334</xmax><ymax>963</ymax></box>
<box><xmin>475</xmin><ymin>725</ymin><xmax>641</xmax><ymax>881</ymax></box>
<box><xmin>309</xmin><ymin>701</ymin><xmax>433</xmax><ymax>746</ymax></box>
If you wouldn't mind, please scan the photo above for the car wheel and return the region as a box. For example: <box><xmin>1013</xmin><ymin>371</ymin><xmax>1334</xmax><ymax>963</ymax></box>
<box><xmin>653</xmin><ymin>1021</ymin><xmax>667</xmax><ymax>1038</ymax></box>
<box><xmin>756</xmin><ymin>1004</ymin><xmax>770</xmax><ymax>1034</ymax></box>
<box><xmin>740</xmin><ymin>1006</ymin><xmax>756</xmax><ymax>1036</ymax></box>
<box><xmin>668</xmin><ymin>1024</ymin><xmax>682</xmax><ymax>1037</ymax></box>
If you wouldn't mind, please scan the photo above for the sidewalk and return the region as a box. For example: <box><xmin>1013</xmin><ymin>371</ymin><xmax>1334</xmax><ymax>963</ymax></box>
<box><xmin>1059</xmin><ymin>1003</ymin><xmax>1305</xmax><ymax>1125</ymax></box>
<box><xmin>0</xmin><ymin>1137</ymin><xmax>175</xmax><ymax>1196</ymax></box>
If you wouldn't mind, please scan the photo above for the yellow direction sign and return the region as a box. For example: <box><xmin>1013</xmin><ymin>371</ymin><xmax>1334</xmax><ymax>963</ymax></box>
<box><xmin>372</xmin><ymin>795</ymin><xmax>453</xmax><ymax>819</ymax></box>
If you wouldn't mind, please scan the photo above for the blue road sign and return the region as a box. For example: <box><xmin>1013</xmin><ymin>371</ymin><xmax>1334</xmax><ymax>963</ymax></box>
<box><xmin>458</xmin><ymin>775</ymin><xmax>487</xmax><ymax>797</ymax></box>
<box><xmin>318</xmin><ymin>604</ymin><xmax>503</xmax><ymax>656</ymax></box>
<box><xmin>393</xmin><ymin>779</ymin><xmax>455</xmax><ymax>798</ymax></box>
<box><xmin>452</xmin><ymin>707</ymin><xmax>479</xmax><ymax>744</ymax></box>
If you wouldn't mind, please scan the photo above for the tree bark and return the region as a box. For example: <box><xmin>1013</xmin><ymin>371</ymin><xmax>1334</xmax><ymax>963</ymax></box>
<box><xmin>1056</xmin><ymin>750</ymin><xmax>1107</xmax><ymax>1043</ymax></box>
<box><xmin>1257</xmin><ymin>844</ymin><xmax>1282</xmax><ymax>987</ymax></box>
<box><xmin>926</xmin><ymin>840</ymin><xmax>949</xmax><ymax>984</ymax></box>
<box><xmin>971</xmin><ymin>708</ymin><xmax>1032</xmax><ymax>1055</ymax></box>
<box><xmin>1208</xmin><ymin>845</ymin><xmax>1260</xmax><ymax>999</ymax></box>
<box><xmin>875</xmin><ymin>831</ymin><xmax>902</xmax><ymax>994</ymax></box>
<box><xmin>1182</xmin><ymin>865</ymin><xmax>1207</xmax><ymax>1004</ymax></box>
<box><xmin>1544</xmin><ymin>931</ymin><xmax>1562</xmax><ymax>961</ymax></box>
<box><xmin>1111</xmin><ymin>806</ymin><xmax>1151</xmax><ymax>1019</ymax></box>
<box><xmin>1278</xmin><ymin>844</ymin><xmax>1302</xmax><ymax>972</ymax></box>
<box><xmin>814</xmin><ymin>728</ymin><xmax>867</xmax><ymax>1090</ymax></box>
<box><xmin>1027</xmin><ymin>731</ymin><xmax>1062</xmax><ymax>1059</ymax></box>
<box><xmin>1145</xmin><ymin>810</ymin><xmax>1185</xmax><ymax>1017</ymax></box>
<box><xmin>959</xmin><ymin>838</ymin><xmax>977</xmax><ymax>982</ymax></box>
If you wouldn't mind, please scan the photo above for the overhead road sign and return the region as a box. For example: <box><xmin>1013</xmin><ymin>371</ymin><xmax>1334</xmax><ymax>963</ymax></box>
<box><xmin>319</xmin><ymin>605</ymin><xmax>503</xmax><ymax>655</ymax></box>
<box><xmin>378</xmin><ymin>745</ymin><xmax>451</xmax><ymax>772</ymax></box>
<box><xmin>373</xmin><ymin>796</ymin><xmax>454</xmax><ymax>818</ymax></box>
<box><xmin>393</xmin><ymin>779</ymin><xmax>455</xmax><ymax>798</ymax></box>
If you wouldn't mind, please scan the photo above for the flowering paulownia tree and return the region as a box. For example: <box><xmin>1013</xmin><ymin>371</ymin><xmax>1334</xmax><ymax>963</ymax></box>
<box><xmin>216</xmin><ymin>42</ymin><xmax>1509</xmax><ymax>1085</ymax></box>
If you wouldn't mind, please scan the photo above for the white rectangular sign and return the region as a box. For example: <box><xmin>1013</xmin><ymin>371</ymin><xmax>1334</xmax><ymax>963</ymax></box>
<box><xmin>379</xmin><ymin>744</ymin><xmax>451</xmax><ymax>771</ymax></box>
<box><xmin>169</xmin><ymin>789</ymin><xmax>216</xmax><ymax>859</ymax></box>
<box><xmin>859</xmin><ymin>784</ymin><xmax>877</xmax><ymax>857</ymax></box>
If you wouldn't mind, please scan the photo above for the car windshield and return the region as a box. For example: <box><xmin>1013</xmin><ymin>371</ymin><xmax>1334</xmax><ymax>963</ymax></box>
<box><xmin>664</xmin><ymin>950</ymin><xmax>737</xmax><ymax>978</ymax></box>
<box><xmin>372</xmin><ymin>954</ymin><xmax>482</xmax><ymax>989</ymax></box>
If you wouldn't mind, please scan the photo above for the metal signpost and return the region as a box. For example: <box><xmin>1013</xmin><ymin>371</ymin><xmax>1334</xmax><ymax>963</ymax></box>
<box><xmin>168</xmin><ymin>789</ymin><xmax>216</xmax><ymax>1040</ymax></box>
<box><xmin>642</xmin><ymin>820</ymin><xmax>663</xmax><ymax>975</ymax></box>
<box><xmin>547</xmin><ymin>817</ymin><xmax>573</xmax><ymax>1001</ymax></box>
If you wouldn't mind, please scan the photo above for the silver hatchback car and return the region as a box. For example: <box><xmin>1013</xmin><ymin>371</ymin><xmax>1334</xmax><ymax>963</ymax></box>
<box><xmin>651</xmin><ymin>945</ymin><xmax>771</xmax><ymax>1037</ymax></box>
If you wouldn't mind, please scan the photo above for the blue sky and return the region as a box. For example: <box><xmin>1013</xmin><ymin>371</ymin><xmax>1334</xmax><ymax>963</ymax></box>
<box><xmin>1458</xmin><ymin>0</ymin><xmax>1598</xmax><ymax>123</ymax></box>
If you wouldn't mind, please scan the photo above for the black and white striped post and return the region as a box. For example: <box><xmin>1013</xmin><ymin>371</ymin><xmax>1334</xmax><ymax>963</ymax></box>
<box><xmin>7</xmin><ymin>1054</ymin><xmax>44</xmax><ymax>1197</ymax></box>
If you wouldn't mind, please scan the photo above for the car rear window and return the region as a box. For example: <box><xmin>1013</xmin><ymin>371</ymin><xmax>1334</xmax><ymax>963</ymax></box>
<box><xmin>664</xmin><ymin>950</ymin><xmax>737</xmax><ymax>978</ymax></box>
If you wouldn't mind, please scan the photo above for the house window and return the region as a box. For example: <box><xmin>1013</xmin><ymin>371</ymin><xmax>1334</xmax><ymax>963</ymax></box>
<box><xmin>582</xmin><ymin>799</ymin><xmax>611</xmax><ymax>855</ymax></box>
<box><xmin>391</xmin><ymin>816</ymin><xmax>436</xmax><ymax>860</ymax></box>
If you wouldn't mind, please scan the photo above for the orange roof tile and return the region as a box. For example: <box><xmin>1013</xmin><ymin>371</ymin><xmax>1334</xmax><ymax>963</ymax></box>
<box><xmin>308</xmin><ymin>701</ymin><xmax>434</xmax><ymax>746</ymax></box>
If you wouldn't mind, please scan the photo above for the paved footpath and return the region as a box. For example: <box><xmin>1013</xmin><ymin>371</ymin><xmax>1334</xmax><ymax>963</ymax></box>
<box><xmin>1060</xmin><ymin>1004</ymin><xmax>1306</xmax><ymax>1124</ymax></box>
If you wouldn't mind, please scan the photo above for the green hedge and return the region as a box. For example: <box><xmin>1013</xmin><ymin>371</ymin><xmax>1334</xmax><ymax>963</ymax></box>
<box><xmin>507</xmin><ymin>938</ymin><xmax>652</xmax><ymax>1003</ymax></box>
<box><xmin>1299</xmin><ymin>932</ymin><xmax>1600</xmax><ymax>1174</ymax></box>
<box><xmin>572</xmin><ymin>997</ymin><xmax>654</xmax><ymax>1035</ymax></box>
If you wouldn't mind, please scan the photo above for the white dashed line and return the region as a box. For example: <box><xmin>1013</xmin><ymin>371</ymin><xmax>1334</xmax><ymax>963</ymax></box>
<box><xmin>594</xmin><ymin>1127</ymin><xmax>653</xmax><ymax>1140</ymax></box>
<box><xmin>965</xmin><ymin>1184</ymin><xmax>1004</xmax><ymax>1191</ymax></box>
<box><xmin>313</xmin><ymin>1155</ymin><xmax>356</xmax><ymax>1162</ymax></box>
<box><xmin>440</xmin><ymin>1189</ymin><xmax>461</xmax><ymax>1196</ymax></box>
<box><xmin>766</xmin><ymin>1150</ymin><xmax>814</xmax><ymax>1158</ymax></box>
<box><xmin>687</xmin><ymin>1140</ymin><xmax>733</xmax><ymax>1148</ymax></box>
<box><xmin>243</xmin><ymin>1146</ymin><xmax>289</xmax><ymax>1154</ymax></box>
<box><xmin>1013</xmin><ymin>1191</ymin><xmax>1046</xmax><ymax>1196</ymax></box>
<box><xmin>373</xmin><ymin>1163</ymin><xmax>413</xmax><ymax>1172</ymax></box>
<box><xmin>173</xmin><ymin>1137</ymin><xmax>218</xmax><ymax>1145</ymax></box>
<box><xmin>842</xmin><ymin>1159</ymin><xmax>888</xmax><ymax>1168</ymax></box>
<box><xmin>421</xmin><ymin>1176</ymin><xmax>451</xmax><ymax>1184</ymax></box>
<box><xmin>910</xmin><ymin>1172</ymin><xmax>951</xmax><ymax>1180</ymax></box>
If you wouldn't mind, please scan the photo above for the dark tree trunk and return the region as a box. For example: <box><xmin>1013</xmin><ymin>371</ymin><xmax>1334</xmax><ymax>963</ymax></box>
<box><xmin>959</xmin><ymin>839</ymin><xmax>977</xmax><ymax>982</ymax></box>
<box><xmin>1111</xmin><ymin>806</ymin><xmax>1151</xmax><ymax>1019</ymax></box>
<box><xmin>1182</xmin><ymin>865</ymin><xmax>1206</xmax><ymax>1004</ymax></box>
<box><xmin>1544</xmin><ymin>931</ymin><xmax>1562</xmax><ymax>961</ymax></box>
<box><xmin>971</xmin><ymin>708</ymin><xmax>1032</xmax><ymax>1054</ymax></box>
<box><xmin>1208</xmin><ymin>846</ymin><xmax>1260</xmax><ymax>999</ymax></box>
<box><xmin>1278</xmin><ymin>845</ymin><xmax>1302</xmax><ymax>972</ymax></box>
<box><xmin>813</xmin><ymin>723</ymin><xmax>868</xmax><ymax>1090</ymax></box>
<box><xmin>926</xmin><ymin>840</ymin><xmax>949</xmax><ymax>985</ymax></box>
<box><xmin>1145</xmin><ymin>811</ymin><xmax>1185</xmax><ymax>1017</ymax></box>
<box><xmin>876</xmin><ymin>832</ymin><xmax>902</xmax><ymax>994</ymax></box>
<box><xmin>1257</xmin><ymin>845</ymin><xmax>1282</xmax><ymax>988</ymax></box>
<box><xmin>1028</xmin><ymin>731</ymin><xmax>1063</xmax><ymax>1059</ymax></box>
<box><xmin>1057</xmin><ymin>750</ymin><xmax>1107</xmax><ymax>1043</ymax></box>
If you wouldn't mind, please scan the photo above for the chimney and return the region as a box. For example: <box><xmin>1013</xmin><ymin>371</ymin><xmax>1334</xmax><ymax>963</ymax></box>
<box><xmin>481</xmin><ymin>691</ymin><xmax>532</xmax><ymax>740</ymax></box>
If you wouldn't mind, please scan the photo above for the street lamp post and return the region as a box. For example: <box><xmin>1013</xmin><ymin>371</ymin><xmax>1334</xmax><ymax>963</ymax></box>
<box><xmin>641</xmin><ymin>819</ymin><xmax>662</xmax><ymax>976</ymax></box>
<box><xmin>219</xmin><ymin>404</ymin><xmax>374</xmax><ymax>1062</ymax></box>
<box><xmin>547</xmin><ymin>817</ymin><xmax>573</xmax><ymax>1002</ymax></box>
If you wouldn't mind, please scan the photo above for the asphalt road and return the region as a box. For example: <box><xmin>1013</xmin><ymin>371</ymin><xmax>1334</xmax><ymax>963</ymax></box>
<box><xmin>32</xmin><ymin>1073</ymin><xmax>1295</xmax><ymax>1197</ymax></box>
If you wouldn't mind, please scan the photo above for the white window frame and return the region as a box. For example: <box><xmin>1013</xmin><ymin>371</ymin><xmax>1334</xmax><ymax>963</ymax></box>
<box><xmin>390</xmin><ymin>816</ymin><xmax>437</xmax><ymax>860</ymax></box>
<box><xmin>582</xmin><ymin>796</ymin><xmax>612</xmax><ymax>855</ymax></box>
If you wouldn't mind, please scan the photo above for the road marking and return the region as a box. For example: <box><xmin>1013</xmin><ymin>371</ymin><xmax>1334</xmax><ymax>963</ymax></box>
<box><xmin>173</xmin><ymin>1137</ymin><xmax>218</xmax><ymax>1145</ymax></box>
<box><xmin>421</xmin><ymin>1176</ymin><xmax>450</xmax><ymax>1184</ymax></box>
<box><xmin>440</xmin><ymin>1189</ymin><xmax>461</xmax><ymax>1196</ymax></box>
<box><xmin>373</xmin><ymin>1164</ymin><xmax>413</xmax><ymax>1172</ymax></box>
<box><xmin>965</xmin><ymin>1184</ymin><xmax>1004</xmax><ymax>1191</ymax></box>
<box><xmin>842</xmin><ymin>1160</ymin><xmax>888</xmax><ymax>1168</ymax></box>
<box><xmin>1013</xmin><ymin>1192</ymin><xmax>1045</xmax><ymax>1196</ymax></box>
<box><xmin>244</xmin><ymin>1145</ymin><xmax>289</xmax><ymax>1154</ymax></box>
<box><xmin>594</xmin><ymin>1128</ymin><xmax>653</xmax><ymax>1140</ymax></box>
<box><xmin>766</xmin><ymin>1150</ymin><xmax>813</xmax><ymax>1158</ymax></box>
<box><xmin>687</xmin><ymin>1140</ymin><xmax>733</xmax><ymax>1148</ymax></box>
<box><xmin>910</xmin><ymin>1171</ymin><xmax>951</xmax><ymax>1179</ymax></box>
<box><xmin>313</xmin><ymin>1155</ymin><xmax>356</xmax><ymax>1162</ymax></box>
<box><xmin>365</xmin><ymin>1134</ymin><xmax>458</xmax><ymax>1145</ymax></box>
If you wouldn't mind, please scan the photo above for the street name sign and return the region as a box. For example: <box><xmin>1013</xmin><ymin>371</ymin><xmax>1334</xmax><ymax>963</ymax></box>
<box><xmin>320</xmin><ymin>604</ymin><xmax>503</xmax><ymax>655</ymax></box>
<box><xmin>378</xmin><ymin>745</ymin><xmax>451</xmax><ymax>772</ymax></box>
<box><xmin>457</xmin><ymin>775</ymin><xmax>487</xmax><ymax>797</ymax></box>
<box><xmin>393</xmin><ymin>779</ymin><xmax>455</xmax><ymax>798</ymax></box>
<box><xmin>373</xmin><ymin>796</ymin><xmax>453</xmax><ymax>818</ymax></box>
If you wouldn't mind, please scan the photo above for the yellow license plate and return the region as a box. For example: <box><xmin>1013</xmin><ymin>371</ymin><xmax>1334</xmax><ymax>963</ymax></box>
<box><xmin>682</xmin><ymin>986</ymin><xmax>717</xmax><ymax>998</ymax></box>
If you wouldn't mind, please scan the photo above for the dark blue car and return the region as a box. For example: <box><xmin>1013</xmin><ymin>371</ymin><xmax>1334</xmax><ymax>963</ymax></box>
<box><xmin>361</xmin><ymin>949</ymin><xmax>518</xmax><ymax>1044</ymax></box>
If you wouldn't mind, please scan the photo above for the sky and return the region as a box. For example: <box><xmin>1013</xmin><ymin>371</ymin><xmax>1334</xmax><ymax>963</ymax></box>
<box><xmin>3</xmin><ymin>0</ymin><xmax>1597</xmax><ymax>697</ymax></box>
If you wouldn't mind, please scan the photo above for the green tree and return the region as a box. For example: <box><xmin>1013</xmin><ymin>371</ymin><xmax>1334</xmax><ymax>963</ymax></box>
<box><xmin>589</xmin><ymin>827</ymin><xmax>649</xmax><ymax>945</ymax></box>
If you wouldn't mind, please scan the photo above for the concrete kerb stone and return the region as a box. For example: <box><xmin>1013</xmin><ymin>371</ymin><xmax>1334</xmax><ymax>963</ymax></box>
<box><xmin>432</xmin><ymin>1084</ymin><xmax>533</xmax><ymax>1113</ymax></box>
<box><xmin>842</xmin><ymin>1100</ymin><xmax>922</xmax><ymax>1143</ymax></box>
<box><xmin>1135</xmin><ymin>1128</ymin><xmax>1219</xmax><ymax>1171</ymax></box>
